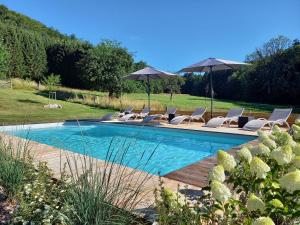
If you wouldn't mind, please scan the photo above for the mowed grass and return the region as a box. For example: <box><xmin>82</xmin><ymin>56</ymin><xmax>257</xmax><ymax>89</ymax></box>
<box><xmin>0</xmin><ymin>86</ymin><xmax>299</xmax><ymax>125</ymax></box>
<box><xmin>57</xmin><ymin>86</ymin><xmax>299</xmax><ymax>113</ymax></box>
<box><xmin>0</xmin><ymin>89</ymin><xmax>114</xmax><ymax>125</ymax></box>
<box><xmin>122</xmin><ymin>93</ymin><xmax>299</xmax><ymax>113</ymax></box>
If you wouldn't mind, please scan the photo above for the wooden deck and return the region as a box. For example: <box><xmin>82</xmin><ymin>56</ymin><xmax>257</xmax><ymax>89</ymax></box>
<box><xmin>164</xmin><ymin>139</ymin><xmax>259</xmax><ymax>187</ymax></box>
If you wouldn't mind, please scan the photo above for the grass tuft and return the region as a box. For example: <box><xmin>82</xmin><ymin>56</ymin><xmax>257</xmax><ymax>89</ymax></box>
<box><xmin>64</xmin><ymin>137</ymin><xmax>154</xmax><ymax>224</ymax></box>
<box><xmin>0</xmin><ymin>135</ymin><xmax>31</xmax><ymax>196</ymax></box>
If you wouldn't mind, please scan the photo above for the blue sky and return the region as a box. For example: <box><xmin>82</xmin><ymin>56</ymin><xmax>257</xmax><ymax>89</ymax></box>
<box><xmin>1</xmin><ymin>0</ymin><xmax>299</xmax><ymax>71</ymax></box>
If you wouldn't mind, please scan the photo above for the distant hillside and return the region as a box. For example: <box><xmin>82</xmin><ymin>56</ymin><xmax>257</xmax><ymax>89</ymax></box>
<box><xmin>0</xmin><ymin>4</ymin><xmax>69</xmax><ymax>40</ymax></box>
<box><xmin>0</xmin><ymin>4</ymin><xmax>89</xmax><ymax>80</ymax></box>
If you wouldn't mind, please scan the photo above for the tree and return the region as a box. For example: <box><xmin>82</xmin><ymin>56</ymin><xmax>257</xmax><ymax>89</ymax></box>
<box><xmin>0</xmin><ymin>38</ymin><xmax>9</xmax><ymax>79</ymax></box>
<box><xmin>246</xmin><ymin>35</ymin><xmax>291</xmax><ymax>62</ymax></box>
<box><xmin>164</xmin><ymin>76</ymin><xmax>185</xmax><ymax>101</ymax></box>
<box><xmin>77</xmin><ymin>40</ymin><xmax>134</xmax><ymax>97</ymax></box>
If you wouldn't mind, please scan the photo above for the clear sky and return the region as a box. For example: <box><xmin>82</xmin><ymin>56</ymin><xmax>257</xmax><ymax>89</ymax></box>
<box><xmin>1</xmin><ymin>0</ymin><xmax>299</xmax><ymax>72</ymax></box>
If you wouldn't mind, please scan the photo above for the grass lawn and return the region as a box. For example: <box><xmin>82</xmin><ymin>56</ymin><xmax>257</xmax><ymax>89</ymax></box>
<box><xmin>0</xmin><ymin>87</ymin><xmax>299</xmax><ymax>125</ymax></box>
<box><xmin>123</xmin><ymin>93</ymin><xmax>298</xmax><ymax>112</ymax></box>
<box><xmin>58</xmin><ymin>86</ymin><xmax>300</xmax><ymax>112</ymax></box>
<box><xmin>0</xmin><ymin>89</ymin><xmax>114</xmax><ymax>125</ymax></box>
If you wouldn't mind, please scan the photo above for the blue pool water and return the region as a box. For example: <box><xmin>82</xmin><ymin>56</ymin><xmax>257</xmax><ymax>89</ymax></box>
<box><xmin>5</xmin><ymin>122</ymin><xmax>255</xmax><ymax>175</ymax></box>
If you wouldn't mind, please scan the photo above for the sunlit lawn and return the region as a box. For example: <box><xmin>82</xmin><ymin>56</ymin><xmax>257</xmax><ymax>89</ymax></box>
<box><xmin>0</xmin><ymin>89</ymin><xmax>114</xmax><ymax>125</ymax></box>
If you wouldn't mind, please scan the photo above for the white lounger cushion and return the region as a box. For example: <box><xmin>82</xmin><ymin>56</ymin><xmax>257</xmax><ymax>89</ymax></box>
<box><xmin>170</xmin><ymin>116</ymin><xmax>188</xmax><ymax>125</ymax></box>
<box><xmin>243</xmin><ymin>108</ymin><xmax>292</xmax><ymax>131</ymax></box>
<box><xmin>206</xmin><ymin>117</ymin><xmax>229</xmax><ymax>128</ymax></box>
<box><xmin>142</xmin><ymin>114</ymin><xmax>161</xmax><ymax>123</ymax></box>
<box><xmin>119</xmin><ymin>113</ymin><xmax>135</xmax><ymax>121</ymax></box>
<box><xmin>206</xmin><ymin>108</ymin><xmax>244</xmax><ymax>128</ymax></box>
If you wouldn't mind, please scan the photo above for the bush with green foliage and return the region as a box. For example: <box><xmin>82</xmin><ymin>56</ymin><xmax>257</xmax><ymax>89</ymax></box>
<box><xmin>0</xmin><ymin>134</ymin><xmax>152</xmax><ymax>224</ymax></box>
<box><xmin>0</xmin><ymin>137</ymin><xmax>30</xmax><ymax>196</ymax></box>
<box><xmin>156</xmin><ymin>120</ymin><xmax>300</xmax><ymax>225</ymax></box>
<box><xmin>42</xmin><ymin>73</ymin><xmax>61</xmax><ymax>92</ymax></box>
<box><xmin>12</xmin><ymin>162</ymin><xmax>71</xmax><ymax>225</ymax></box>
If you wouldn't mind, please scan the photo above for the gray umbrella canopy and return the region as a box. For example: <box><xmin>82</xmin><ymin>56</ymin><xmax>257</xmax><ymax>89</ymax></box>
<box><xmin>179</xmin><ymin>58</ymin><xmax>249</xmax><ymax>118</ymax></box>
<box><xmin>179</xmin><ymin>58</ymin><xmax>249</xmax><ymax>73</ymax></box>
<box><xmin>124</xmin><ymin>66</ymin><xmax>177</xmax><ymax>110</ymax></box>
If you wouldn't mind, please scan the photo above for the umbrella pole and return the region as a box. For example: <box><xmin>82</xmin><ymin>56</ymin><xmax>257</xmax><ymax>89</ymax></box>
<box><xmin>147</xmin><ymin>75</ymin><xmax>150</xmax><ymax>110</ymax></box>
<box><xmin>210</xmin><ymin>66</ymin><xmax>213</xmax><ymax>118</ymax></box>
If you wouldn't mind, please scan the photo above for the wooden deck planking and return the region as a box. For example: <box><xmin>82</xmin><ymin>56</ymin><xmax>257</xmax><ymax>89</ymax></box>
<box><xmin>164</xmin><ymin>140</ymin><xmax>259</xmax><ymax>187</ymax></box>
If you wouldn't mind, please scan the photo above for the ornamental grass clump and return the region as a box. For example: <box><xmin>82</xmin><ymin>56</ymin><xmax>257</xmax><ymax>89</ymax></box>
<box><xmin>155</xmin><ymin>124</ymin><xmax>300</xmax><ymax>224</ymax></box>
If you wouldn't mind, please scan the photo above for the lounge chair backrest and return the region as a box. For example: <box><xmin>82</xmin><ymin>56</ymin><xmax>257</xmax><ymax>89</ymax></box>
<box><xmin>226</xmin><ymin>108</ymin><xmax>244</xmax><ymax>118</ymax></box>
<box><xmin>100</xmin><ymin>113</ymin><xmax>113</xmax><ymax>121</ymax></box>
<box><xmin>124</xmin><ymin>107</ymin><xmax>133</xmax><ymax>113</ymax></box>
<box><xmin>269</xmin><ymin>108</ymin><xmax>292</xmax><ymax>121</ymax></box>
<box><xmin>192</xmin><ymin>107</ymin><xmax>206</xmax><ymax>116</ymax></box>
<box><xmin>141</xmin><ymin>107</ymin><xmax>150</xmax><ymax>114</ymax></box>
<box><xmin>166</xmin><ymin>107</ymin><xmax>176</xmax><ymax>114</ymax></box>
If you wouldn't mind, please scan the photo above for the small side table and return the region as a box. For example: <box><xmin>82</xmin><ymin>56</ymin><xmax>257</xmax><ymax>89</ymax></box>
<box><xmin>168</xmin><ymin>114</ymin><xmax>175</xmax><ymax>123</ymax></box>
<box><xmin>238</xmin><ymin>116</ymin><xmax>254</xmax><ymax>128</ymax></box>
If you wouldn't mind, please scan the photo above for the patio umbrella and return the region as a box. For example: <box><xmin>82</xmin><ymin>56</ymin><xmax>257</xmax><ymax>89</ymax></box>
<box><xmin>123</xmin><ymin>66</ymin><xmax>177</xmax><ymax>110</ymax></box>
<box><xmin>179</xmin><ymin>58</ymin><xmax>249</xmax><ymax>118</ymax></box>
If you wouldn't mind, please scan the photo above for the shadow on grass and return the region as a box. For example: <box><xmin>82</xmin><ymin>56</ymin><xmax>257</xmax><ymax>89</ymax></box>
<box><xmin>35</xmin><ymin>90</ymin><xmax>115</xmax><ymax>111</ymax></box>
<box><xmin>18</xmin><ymin>99</ymin><xmax>42</xmax><ymax>104</ymax></box>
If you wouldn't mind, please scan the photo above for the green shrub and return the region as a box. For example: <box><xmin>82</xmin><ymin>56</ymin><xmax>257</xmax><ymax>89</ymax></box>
<box><xmin>64</xmin><ymin>139</ymin><xmax>152</xmax><ymax>225</ymax></box>
<box><xmin>11</xmin><ymin>78</ymin><xmax>39</xmax><ymax>90</ymax></box>
<box><xmin>42</xmin><ymin>73</ymin><xmax>61</xmax><ymax>92</ymax></box>
<box><xmin>12</xmin><ymin>162</ymin><xmax>71</xmax><ymax>225</ymax></box>
<box><xmin>155</xmin><ymin>179</ymin><xmax>202</xmax><ymax>225</ymax></box>
<box><xmin>155</xmin><ymin>121</ymin><xmax>300</xmax><ymax>224</ymax></box>
<box><xmin>0</xmin><ymin>137</ymin><xmax>30</xmax><ymax>195</ymax></box>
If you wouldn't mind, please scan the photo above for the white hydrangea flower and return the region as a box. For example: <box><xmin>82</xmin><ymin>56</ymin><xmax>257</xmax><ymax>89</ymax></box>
<box><xmin>247</xmin><ymin>193</ymin><xmax>265</xmax><ymax>213</ymax></box>
<box><xmin>279</xmin><ymin>169</ymin><xmax>300</xmax><ymax>193</ymax></box>
<box><xmin>217</xmin><ymin>150</ymin><xmax>236</xmax><ymax>172</ymax></box>
<box><xmin>272</xmin><ymin>125</ymin><xmax>282</xmax><ymax>135</ymax></box>
<box><xmin>293</xmin><ymin>156</ymin><xmax>300</xmax><ymax>169</ymax></box>
<box><xmin>208</xmin><ymin>165</ymin><xmax>225</xmax><ymax>182</ymax></box>
<box><xmin>251</xmin><ymin>143</ymin><xmax>270</xmax><ymax>156</ymax></box>
<box><xmin>270</xmin><ymin>145</ymin><xmax>294</xmax><ymax>165</ymax></box>
<box><xmin>268</xmin><ymin>199</ymin><xmax>284</xmax><ymax>209</ymax></box>
<box><xmin>210</xmin><ymin>180</ymin><xmax>231</xmax><ymax>202</ymax></box>
<box><xmin>293</xmin><ymin>143</ymin><xmax>300</xmax><ymax>156</ymax></box>
<box><xmin>252</xmin><ymin>217</ymin><xmax>275</xmax><ymax>225</ymax></box>
<box><xmin>237</xmin><ymin>146</ymin><xmax>252</xmax><ymax>163</ymax></box>
<box><xmin>250</xmin><ymin>157</ymin><xmax>270</xmax><ymax>179</ymax></box>
<box><xmin>273</xmin><ymin>131</ymin><xmax>296</xmax><ymax>148</ymax></box>
<box><xmin>292</xmin><ymin>124</ymin><xmax>300</xmax><ymax>141</ymax></box>
<box><xmin>257</xmin><ymin>130</ymin><xmax>276</xmax><ymax>149</ymax></box>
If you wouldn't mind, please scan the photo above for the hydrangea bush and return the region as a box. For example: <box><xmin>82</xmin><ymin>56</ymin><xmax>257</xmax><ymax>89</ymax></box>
<box><xmin>156</xmin><ymin>120</ymin><xmax>300</xmax><ymax>225</ymax></box>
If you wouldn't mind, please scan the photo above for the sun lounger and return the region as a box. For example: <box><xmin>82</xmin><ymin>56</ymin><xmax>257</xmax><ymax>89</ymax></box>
<box><xmin>170</xmin><ymin>107</ymin><xmax>206</xmax><ymax>125</ymax></box>
<box><xmin>134</xmin><ymin>107</ymin><xmax>150</xmax><ymax>119</ymax></box>
<box><xmin>160</xmin><ymin>107</ymin><xmax>177</xmax><ymax>120</ymax></box>
<box><xmin>142</xmin><ymin>114</ymin><xmax>161</xmax><ymax>123</ymax></box>
<box><xmin>118</xmin><ymin>107</ymin><xmax>134</xmax><ymax>117</ymax></box>
<box><xmin>206</xmin><ymin>108</ymin><xmax>244</xmax><ymax>128</ymax></box>
<box><xmin>119</xmin><ymin>113</ymin><xmax>135</xmax><ymax>122</ymax></box>
<box><xmin>99</xmin><ymin>113</ymin><xmax>114</xmax><ymax>121</ymax></box>
<box><xmin>243</xmin><ymin>108</ymin><xmax>292</xmax><ymax>131</ymax></box>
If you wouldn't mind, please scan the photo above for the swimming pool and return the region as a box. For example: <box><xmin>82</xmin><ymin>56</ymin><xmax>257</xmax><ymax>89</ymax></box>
<box><xmin>1</xmin><ymin>122</ymin><xmax>255</xmax><ymax>175</ymax></box>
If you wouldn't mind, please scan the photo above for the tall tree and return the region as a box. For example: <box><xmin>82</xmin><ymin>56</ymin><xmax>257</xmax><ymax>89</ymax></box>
<box><xmin>77</xmin><ymin>40</ymin><xmax>134</xmax><ymax>97</ymax></box>
<box><xmin>0</xmin><ymin>38</ymin><xmax>9</xmax><ymax>79</ymax></box>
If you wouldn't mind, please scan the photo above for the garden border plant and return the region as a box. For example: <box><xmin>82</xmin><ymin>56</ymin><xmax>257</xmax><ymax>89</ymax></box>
<box><xmin>155</xmin><ymin>119</ymin><xmax>300</xmax><ymax>225</ymax></box>
<box><xmin>0</xmin><ymin>132</ymin><xmax>155</xmax><ymax>224</ymax></box>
